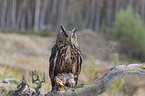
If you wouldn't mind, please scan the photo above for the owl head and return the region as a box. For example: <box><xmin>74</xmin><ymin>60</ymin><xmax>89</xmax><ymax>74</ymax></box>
<box><xmin>58</xmin><ymin>26</ymin><xmax>78</xmax><ymax>45</ymax></box>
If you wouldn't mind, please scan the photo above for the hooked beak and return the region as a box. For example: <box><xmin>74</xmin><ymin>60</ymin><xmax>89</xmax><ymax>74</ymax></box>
<box><xmin>69</xmin><ymin>38</ymin><xmax>71</xmax><ymax>42</ymax></box>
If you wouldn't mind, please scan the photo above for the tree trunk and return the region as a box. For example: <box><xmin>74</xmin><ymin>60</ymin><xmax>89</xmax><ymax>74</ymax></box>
<box><xmin>6</xmin><ymin>0</ymin><xmax>12</xmax><ymax>31</ymax></box>
<box><xmin>50</xmin><ymin>0</ymin><xmax>58</xmax><ymax>30</ymax></box>
<box><xmin>94</xmin><ymin>0</ymin><xmax>102</xmax><ymax>33</ymax></box>
<box><xmin>40</xmin><ymin>0</ymin><xmax>49</xmax><ymax>31</ymax></box>
<box><xmin>34</xmin><ymin>0</ymin><xmax>40</xmax><ymax>32</ymax></box>
<box><xmin>57</xmin><ymin>0</ymin><xmax>66</xmax><ymax>26</ymax></box>
<box><xmin>88</xmin><ymin>0</ymin><xmax>96</xmax><ymax>30</ymax></box>
<box><xmin>20</xmin><ymin>7</ymin><xmax>26</xmax><ymax>32</ymax></box>
<box><xmin>26</xmin><ymin>0</ymin><xmax>33</xmax><ymax>31</ymax></box>
<box><xmin>115</xmin><ymin>0</ymin><xmax>120</xmax><ymax>14</ymax></box>
<box><xmin>1</xmin><ymin>0</ymin><xmax>7</xmax><ymax>30</ymax></box>
<box><xmin>11</xmin><ymin>0</ymin><xmax>17</xmax><ymax>30</ymax></box>
<box><xmin>106</xmin><ymin>0</ymin><xmax>113</xmax><ymax>34</ymax></box>
<box><xmin>141</xmin><ymin>0</ymin><xmax>145</xmax><ymax>22</ymax></box>
<box><xmin>85</xmin><ymin>1</ymin><xmax>90</xmax><ymax>29</ymax></box>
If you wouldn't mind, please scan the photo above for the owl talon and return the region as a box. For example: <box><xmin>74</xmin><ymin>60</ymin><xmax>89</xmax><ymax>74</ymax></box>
<box><xmin>54</xmin><ymin>73</ymin><xmax>76</xmax><ymax>91</ymax></box>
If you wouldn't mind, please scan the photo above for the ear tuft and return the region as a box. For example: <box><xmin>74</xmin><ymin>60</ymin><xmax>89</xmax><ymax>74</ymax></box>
<box><xmin>60</xmin><ymin>26</ymin><xmax>66</xmax><ymax>32</ymax></box>
<box><xmin>72</xmin><ymin>27</ymin><xmax>78</xmax><ymax>33</ymax></box>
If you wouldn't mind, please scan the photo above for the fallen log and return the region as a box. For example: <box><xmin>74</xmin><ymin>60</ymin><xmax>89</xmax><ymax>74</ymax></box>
<box><xmin>45</xmin><ymin>63</ymin><xmax>145</xmax><ymax>96</ymax></box>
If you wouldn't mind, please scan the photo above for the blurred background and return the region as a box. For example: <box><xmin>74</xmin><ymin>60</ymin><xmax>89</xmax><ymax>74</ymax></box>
<box><xmin>0</xmin><ymin>0</ymin><xmax>145</xmax><ymax>96</ymax></box>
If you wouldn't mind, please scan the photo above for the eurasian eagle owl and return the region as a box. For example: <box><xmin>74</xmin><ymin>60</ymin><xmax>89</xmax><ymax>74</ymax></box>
<box><xmin>49</xmin><ymin>26</ymin><xmax>83</xmax><ymax>89</ymax></box>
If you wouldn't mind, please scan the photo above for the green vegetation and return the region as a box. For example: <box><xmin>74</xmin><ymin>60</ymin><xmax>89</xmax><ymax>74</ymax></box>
<box><xmin>82</xmin><ymin>54</ymin><xmax>125</xmax><ymax>96</ymax></box>
<box><xmin>0</xmin><ymin>65</ymin><xmax>51</xmax><ymax>95</ymax></box>
<box><xmin>111</xmin><ymin>5</ymin><xmax>145</xmax><ymax>61</ymax></box>
<box><xmin>0</xmin><ymin>66</ymin><xmax>22</xmax><ymax>95</ymax></box>
<box><xmin>105</xmin><ymin>53</ymin><xmax>125</xmax><ymax>96</ymax></box>
<box><xmin>0</xmin><ymin>66</ymin><xmax>22</xmax><ymax>82</ymax></box>
<box><xmin>82</xmin><ymin>56</ymin><xmax>100</xmax><ymax>81</ymax></box>
<box><xmin>25</xmin><ymin>70</ymin><xmax>51</xmax><ymax>93</ymax></box>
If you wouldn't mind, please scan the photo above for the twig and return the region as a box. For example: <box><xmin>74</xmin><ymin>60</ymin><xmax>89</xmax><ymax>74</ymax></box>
<box><xmin>32</xmin><ymin>71</ymin><xmax>45</xmax><ymax>95</ymax></box>
<box><xmin>17</xmin><ymin>74</ymin><xmax>30</xmax><ymax>93</ymax></box>
<box><xmin>7</xmin><ymin>74</ymin><xmax>31</xmax><ymax>96</ymax></box>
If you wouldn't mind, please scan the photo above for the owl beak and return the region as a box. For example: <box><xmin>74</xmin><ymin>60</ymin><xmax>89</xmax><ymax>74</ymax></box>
<box><xmin>69</xmin><ymin>38</ymin><xmax>71</xmax><ymax>42</ymax></box>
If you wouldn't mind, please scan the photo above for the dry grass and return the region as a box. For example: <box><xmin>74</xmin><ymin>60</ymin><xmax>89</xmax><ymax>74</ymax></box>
<box><xmin>0</xmin><ymin>31</ymin><xmax>144</xmax><ymax>95</ymax></box>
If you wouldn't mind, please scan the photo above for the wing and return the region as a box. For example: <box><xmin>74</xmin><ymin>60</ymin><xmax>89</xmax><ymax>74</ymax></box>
<box><xmin>75</xmin><ymin>46</ymin><xmax>83</xmax><ymax>84</ymax></box>
<box><xmin>75</xmin><ymin>45</ymin><xmax>83</xmax><ymax>74</ymax></box>
<box><xmin>49</xmin><ymin>45</ymin><xmax>58</xmax><ymax>87</ymax></box>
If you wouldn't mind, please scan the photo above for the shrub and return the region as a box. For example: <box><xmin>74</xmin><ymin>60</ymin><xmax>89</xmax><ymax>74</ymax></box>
<box><xmin>111</xmin><ymin>5</ymin><xmax>145</xmax><ymax>60</ymax></box>
<box><xmin>82</xmin><ymin>56</ymin><xmax>100</xmax><ymax>81</ymax></box>
<box><xmin>105</xmin><ymin>53</ymin><xmax>124</xmax><ymax>96</ymax></box>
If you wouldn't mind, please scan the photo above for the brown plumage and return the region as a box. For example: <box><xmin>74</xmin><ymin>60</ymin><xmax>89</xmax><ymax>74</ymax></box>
<box><xmin>49</xmin><ymin>26</ymin><xmax>83</xmax><ymax>89</ymax></box>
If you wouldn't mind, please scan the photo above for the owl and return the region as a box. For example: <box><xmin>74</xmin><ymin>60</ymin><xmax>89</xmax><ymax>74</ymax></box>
<box><xmin>49</xmin><ymin>26</ymin><xmax>83</xmax><ymax>90</ymax></box>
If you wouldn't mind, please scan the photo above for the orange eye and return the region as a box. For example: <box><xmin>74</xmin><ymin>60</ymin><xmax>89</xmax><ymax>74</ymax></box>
<box><xmin>64</xmin><ymin>34</ymin><xmax>68</xmax><ymax>38</ymax></box>
<box><xmin>72</xmin><ymin>35</ymin><xmax>75</xmax><ymax>38</ymax></box>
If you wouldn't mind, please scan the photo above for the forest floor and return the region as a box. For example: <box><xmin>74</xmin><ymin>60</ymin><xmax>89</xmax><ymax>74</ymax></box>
<box><xmin>0</xmin><ymin>31</ymin><xmax>145</xmax><ymax>96</ymax></box>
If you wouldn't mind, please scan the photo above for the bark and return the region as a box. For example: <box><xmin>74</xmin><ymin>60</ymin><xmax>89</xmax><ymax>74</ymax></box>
<box><xmin>45</xmin><ymin>63</ymin><xmax>145</xmax><ymax>96</ymax></box>
<box><xmin>106</xmin><ymin>0</ymin><xmax>113</xmax><ymax>34</ymax></box>
<box><xmin>57</xmin><ymin>0</ymin><xmax>66</xmax><ymax>26</ymax></box>
<box><xmin>115</xmin><ymin>0</ymin><xmax>120</xmax><ymax>14</ymax></box>
<box><xmin>16</xmin><ymin>1</ymin><xmax>24</xmax><ymax>30</ymax></box>
<box><xmin>50</xmin><ymin>0</ymin><xmax>58</xmax><ymax>30</ymax></box>
<box><xmin>88</xmin><ymin>0</ymin><xmax>96</xmax><ymax>30</ymax></box>
<box><xmin>1</xmin><ymin>0</ymin><xmax>7</xmax><ymax>30</ymax></box>
<box><xmin>26</xmin><ymin>0</ymin><xmax>33</xmax><ymax>31</ymax></box>
<box><xmin>34</xmin><ymin>0</ymin><xmax>40</xmax><ymax>31</ymax></box>
<box><xmin>85</xmin><ymin>1</ymin><xmax>90</xmax><ymax>28</ymax></box>
<box><xmin>6</xmin><ymin>0</ymin><xmax>12</xmax><ymax>30</ymax></box>
<box><xmin>11</xmin><ymin>0</ymin><xmax>17</xmax><ymax>30</ymax></box>
<box><xmin>100</xmin><ymin>17</ymin><xmax>105</xmax><ymax>35</ymax></box>
<box><xmin>40</xmin><ymin>0</ymin><xmax>49</xmax><ymax>31</ymax></box>
<box><xmin>141</xmin><ymin>0</ymin><xmax>145</xmax><ymax>22</ymax></box>
<box><xmin>94</xmin><ymin>0</ymin><xmax>102</xmax><ymax>33</ymax></box>
<box><xmin>46</xmin><ymin>0</ymin><xmax>53</xmax><ymax>30</ymax></box>
<box><xmin>20</xmin><ymin>7</ymin><xmax>26</xmax><ymax>32</ymax></box>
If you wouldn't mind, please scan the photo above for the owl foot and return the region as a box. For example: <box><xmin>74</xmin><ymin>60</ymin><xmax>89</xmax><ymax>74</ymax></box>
<box><xmin>55</xmin><ymin>73</ymin><xmax>76</xmax><ymax>91</ymax></box>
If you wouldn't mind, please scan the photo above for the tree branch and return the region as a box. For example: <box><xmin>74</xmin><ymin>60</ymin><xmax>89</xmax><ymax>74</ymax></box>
<box><xmin>45</xmin><ymin>63</ymin><xmax>145</xmax><ymax>96</ymax></box>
